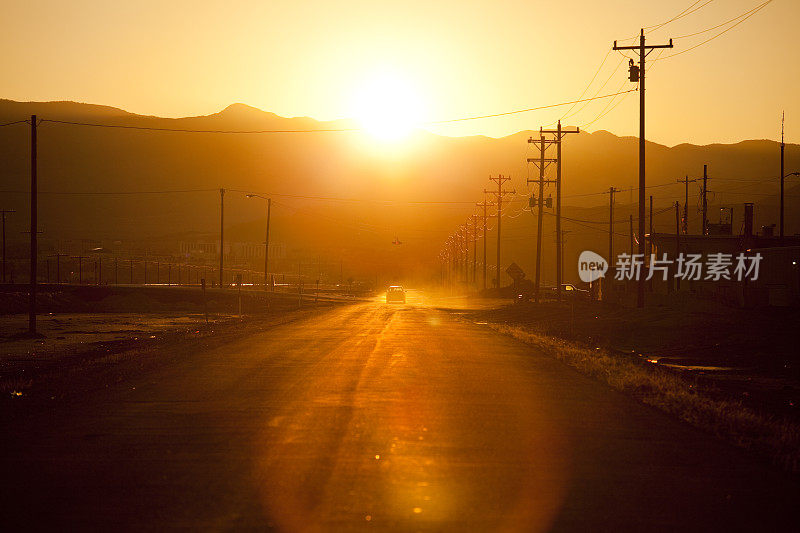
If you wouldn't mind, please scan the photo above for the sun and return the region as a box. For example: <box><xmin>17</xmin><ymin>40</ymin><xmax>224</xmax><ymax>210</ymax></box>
<box><xmin>350</xmin><ymin>69</ymin><xmax>425</xmax><ymax>141</ymax></box>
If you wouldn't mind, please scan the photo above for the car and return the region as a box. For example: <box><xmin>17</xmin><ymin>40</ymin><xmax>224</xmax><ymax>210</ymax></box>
<box><xmin>386</xmin><ymin>285</ymin><xmax>406</xmax><ymax>303</ymax></box>
<box><xmin>553</xmin><ymin>283</ymin><xmax>590</xmax><ymax>298</ymax></box>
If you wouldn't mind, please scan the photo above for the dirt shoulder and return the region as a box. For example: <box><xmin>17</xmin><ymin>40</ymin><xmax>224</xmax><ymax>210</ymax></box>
<box><xmin>457</xmin><ymin>295</ymin><xmax>800</xmax><ymax>473</ymax></box>
<box><xmin>0</xmin><ymin>300</ymin><xmax>344</xmax><ymax>409</ymax></box>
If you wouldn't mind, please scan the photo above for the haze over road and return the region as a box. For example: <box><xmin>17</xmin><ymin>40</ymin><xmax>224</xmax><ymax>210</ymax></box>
<box><xmin>3</xmin><ymin>297</ymin><xmax>799</xmax><ymax>531</ymax></box>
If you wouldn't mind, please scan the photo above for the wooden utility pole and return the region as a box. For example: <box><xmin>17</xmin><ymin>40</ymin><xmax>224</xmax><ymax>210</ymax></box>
<box><xmin>527</xmin><ymin>134</ymin><xmax>557</xmax><ymax>302</ymax></box>
<box><xmin>219</xmin><ymin>188</ymin><xmax>225</xmax><ymax>288</ymax></box>
<box><xmin>486</xmin><ymin>175</ymin><xmax>514</xmax><ymax>290</ymax></box>
<box><xmin>539</xmin><ymin>120</ymin><xmax>579</xmax><ymax>301</ymax></box>
<box><xmin>462</xmin><ymin>223</ymin><xmax>469</xmax><ymax>284</ymax></box>
<box><xmin>648</xmin><ymin>195</ymin><xmax>653</xmax><ymax>258</ymax></box>
<box><xmin>675</xmin><ymin>201</ymin><xmax>681</xmax><ymax>291</ymax></box>
<box><xmin>608</xmin><ymin>187</ymin><xmax>618</xmax><ymax>272</ymax></box>
<box><xmin>29</xmin><ymin>115</ymin><xmax>38</xmax><ymax>335</ymax></box>
<box><xmin>629</xmin><ymin>215</ymin><xmax>634</xmax><ymax>255</ymax></box>
<box><xmin>780</xmin><ymin>112</ymin><xmax>785</xmax><ymax>240</ymax></box>
<box><xmin>614</xmin><ymin>30</ymin><xmax>673</xmax><ymax>308</ymax></box>
<box><xmin>73</xmin><ymin>255</ymin><xmax>87</xmax><ymax>285</ymax></box>
<box><xmin>677</xmin><ymin>175</ymin><xmax>697</xmax><ymax>234</ymax></box>
<box><xmin>476</xmin><ymin>195</ymin><xmax>490</xmax><ymax>290</ymax></box>
<box><xmin>701</xmin><ymin>164</ymin><xmax>709</xmax><ymax>235</ymax></box>
<box><xmin>49</xmin><ymin>253</ymin><xmax>68</xmax><ymax>285</ymax></box>
<box><xmin>468</xmin><ymin>214</ymin><xmax>478</xmax><ymax>286</ymax></box>
<box><xmin>265</xmin><ymin>198</ymin><xmax>271</xmax><ymax>291</ymax></box>
<box><xmin>1</xmin><ymin>209</ymin><xmax>14</xmax><ymax>283</ymax></box>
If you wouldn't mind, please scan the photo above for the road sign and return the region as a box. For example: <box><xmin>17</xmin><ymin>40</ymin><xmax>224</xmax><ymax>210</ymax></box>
<box><xmin>505</xmin><ymin>262</ymin><xmax>525</xmax><ymax>281</ymax></box>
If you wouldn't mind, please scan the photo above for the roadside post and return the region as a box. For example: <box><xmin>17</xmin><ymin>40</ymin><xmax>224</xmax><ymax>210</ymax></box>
<box><xmin>236</xmin><ymin>273</ymin><xmax>242</xmax><ymax>319</ymax></box>
<box><xmin>201</xmin><ymin>278</ymin><xmax>209</xmax><ymax>326</ymax></box>
<box><xmin>506</xmin><ymin>262</ymin><xmax>526</xmax><ymax>302</ymax></box>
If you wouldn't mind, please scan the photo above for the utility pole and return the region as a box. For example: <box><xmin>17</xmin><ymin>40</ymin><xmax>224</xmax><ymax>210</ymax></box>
<box><xmin>560</xmin><ymin>230</ymin><xmax>570</xmax><ymax>284</ymax></box>
<box><xmin>265</xmin><ymin>198</ymin><xmax>271</xmax><ymax>290</ymax></box>
<box><xmin>486</xmin><ymin>175</ymin><xmax>514</xmax><ymax>290</ymax></box>
<box><xmin>539</xmin><ymin>120</ymin><xmax>579</xmax><ymax>301</ymax></box>
<box><xmin>649</xmin><ymin>195</ymin><xmax>653</xmax><ymax>258</ymax></box>
<box><xmin>608</xmin><ymin>187</ymin><xmax>618</xmax><ymax>272</ymax></box>
<box><xmin>73</xmin><ymin>255</ymin><xmax>87</xmax><ymax>285</ymax></box>
<box><xmin>476</xmin><ymin>195</ymin><xmax>490</xmax><ymax>290</ymax></box>
<box><xmin>629</xmin><ymin>215</ymin><xmax>634</xmax><ymax>255</ymax></box>
<box><xmin>701</xmin><ymin>164</ymin><xmax>709</xmax><ymax>235</ymax></box>
<box><xmin>527</xmin><ymin>133</ymin><xmax>557</xmax><ymax>302</ymax></box>
<box><xmin>219</xmin><ymin>188</ymin><xmax>225</xmax><ymax>288</ymax></box>
<box><xmin>780</xmin><ymin>112</ymin><xmax>785</xmax><ymax>240</ymax></box>
<box><xmin>677</xmin><ymin>175</ymin><xmax>697</xmax><ymax>234</ymax></box>
<box><xmin>462</xmin><ymin>224</ymin><xmax>469</xmax><ymax>284</ymax></box>
<box><xmin>49</xmin><ymin>253</ymin><xmax>68</xmax><ymax>284</ymax></box>
<box><xmin>1</xmin><ymin>209</ymin><xmax>15</xmax><ymax>283</ymax></box>
<box><xmin>471</xmin><ymin>214</ymin><xmax>478</xmax><ymax>286</ymax></box>
<box><xmin>29</xmin><ymin>115</ymin><xmax>38</xmax><ymax>335</ymax></box>
<box><xmin>614</xmin><ymin>30</ymin><xmax>673</xmax><ymax>308</ymax></box>
<box><xmin>675</xmin><ymin>201</ymin><xmax>681</xmax><ymax>291</ymax></box>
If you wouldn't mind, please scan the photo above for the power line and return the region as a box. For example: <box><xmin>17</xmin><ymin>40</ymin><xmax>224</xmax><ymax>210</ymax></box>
<box><xmin>419</xmin><ymin>90</ymin><xmax>638</xmax><ymax>124</ymax></box>
<box><xmin>40</xmin><ymin>118</ymin><xmax>361</xmax><ymax>134</ymax></box>
<box><xmin>0</xmin><ymin>188</ymin><xmax>217</xmax><ymax>195</ymax></box>
<box><xmin>558</xmin><ymin>49</ymin><xmax>613</xmax><ymax>121</ymax></box>
<box><xmin>228</xmin><ymin>189</ymin><xmax>479</xmax><ymax>205</ymax></box>
<box><xmin>562</xmin><ymin>58</ymin><xmax>628</xmax><ymax>122</ymax></box>
<box><xmin>0</xmin><ymin>119</ymin><xmax>29</xmax><ymax>127</ymax></box>
<box><xmin>646</xmin><ymin>0</ymin><xmax>716</xmax><ymax>32</ymax></box>
<box><xmin>655</xmin><ymin>0</ymin><xmax>774</xmax><ymax>61</ymax></box>
<box><xmin>672</xmin><ymin>0</ymin><xmax>772</xmax><ymax>40</ymax></box>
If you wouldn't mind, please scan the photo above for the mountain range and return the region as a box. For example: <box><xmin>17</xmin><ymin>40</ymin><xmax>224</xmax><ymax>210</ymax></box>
<box><xmin>1</xmin><ymin>99</ymin><xmax>797</xmax><ymax>284</ymax></box>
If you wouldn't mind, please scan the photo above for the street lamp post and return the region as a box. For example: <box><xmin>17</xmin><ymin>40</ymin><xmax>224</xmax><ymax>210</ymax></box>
<box><xmin>246</xmin><ymin>194</ymin><xmax>271</xmax><ymax>292</ymax></box>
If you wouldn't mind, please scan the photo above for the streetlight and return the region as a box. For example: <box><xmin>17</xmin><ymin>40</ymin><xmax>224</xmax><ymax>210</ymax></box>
<box><xmin>246</xmin><ymin>194</ymin><xmax>271</xmax><ymax>292</ymax></box>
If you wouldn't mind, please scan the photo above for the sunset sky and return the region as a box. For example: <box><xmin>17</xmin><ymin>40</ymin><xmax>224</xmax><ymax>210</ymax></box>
<box><xmin>2</xmin><ymin>0</ymin><xmax>797</xmax><ymax>146</ymax></box>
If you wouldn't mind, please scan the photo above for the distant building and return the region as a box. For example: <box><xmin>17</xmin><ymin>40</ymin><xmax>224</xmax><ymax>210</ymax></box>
<box><xmin>177</xmin><ymin>240</ymin><xmax>286</xmax><ymax>264</ymax></box>
<box><xmin>647</xmin><ymin>204</ymin><xmax>800</xmax><ymax>307</ymax></box>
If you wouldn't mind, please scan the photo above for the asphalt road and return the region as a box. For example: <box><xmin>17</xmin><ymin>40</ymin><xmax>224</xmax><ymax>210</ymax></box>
<box><xmin>3</xmin><ymin>299</ymin><xmax>799</xmax><ymax>531</ymax></box>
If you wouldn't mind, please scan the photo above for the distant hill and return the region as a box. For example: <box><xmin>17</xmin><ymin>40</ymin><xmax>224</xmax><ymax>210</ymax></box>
<box><xmin>1</xmin><ymin>99</ymin><xmax>798</xmax><ymax>284</ymax></box>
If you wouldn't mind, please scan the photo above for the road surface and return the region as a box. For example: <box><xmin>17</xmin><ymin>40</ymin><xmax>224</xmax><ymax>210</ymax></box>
<box><xmin>3</xmin><ymin>299</ymin><xmax>799</xmax><ymax>531</ymax></box>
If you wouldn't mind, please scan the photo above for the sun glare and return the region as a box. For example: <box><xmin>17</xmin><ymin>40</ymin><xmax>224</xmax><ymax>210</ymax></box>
<box><xmin>351</xmin><ymin>69</ymin><xmax>424</xmax><ymax>141</ymax></box>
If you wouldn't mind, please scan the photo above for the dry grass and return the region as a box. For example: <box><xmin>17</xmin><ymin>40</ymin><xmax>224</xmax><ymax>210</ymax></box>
<box><xmin>490</xmin><ymin>323</ymin><xmax>800</xmax><ymax>473</ymax></box>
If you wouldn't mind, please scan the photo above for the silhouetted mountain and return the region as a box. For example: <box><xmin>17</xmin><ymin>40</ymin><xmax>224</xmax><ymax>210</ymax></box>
<box><xmin>1</xmin><ymin>99</ymin><xmax>797</xmax><ymax>283</ymax></box>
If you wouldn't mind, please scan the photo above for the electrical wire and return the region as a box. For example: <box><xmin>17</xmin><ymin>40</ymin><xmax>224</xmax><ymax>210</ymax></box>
<box><xmin>672</xmin><ymin>0</ymin><xmax>772</xmax><ymax>39</ymax></box>
<box><xmin>39</xmin><ymin>118</ymin><xmax>361</xmax><ymax>134</ymax></box>
<box><xmin>557</xmin><ymin>48</ymin><xmax>613</xmax><ymax>121</ymax></box>
<box><xmin>654</xmin><ymin>0</ymin><xmax>774</xmax><ymax>61</ymax></box>
<box><xmin>0</xmin><ymin>119</ymin><xmax>29</xmax><ymax>127</ymax></box>
<box><xmin>646</xmin><ymin>0</ymin><xmax>716</xmax><ymax>32</ymax></box>
<box><xmin>561</xmin><ymin>58</ymin><xmax>628</xmax><ymax>122</ymax></box>
<box><xmin>422</xmin><ymin>89</ymin><xmax>638</xmax><ymax>125</ymax></box>
<box><xmin>0</xmin><ymin>188</ymin><xmax>217</xmax><ymax>195</ymax></box>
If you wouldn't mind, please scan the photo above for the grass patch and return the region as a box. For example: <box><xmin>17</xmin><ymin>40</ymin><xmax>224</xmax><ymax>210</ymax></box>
<box><xmin>489</xmin><ymin>323</ymin><xmax>800</xmax><ymax>473</ymax></box>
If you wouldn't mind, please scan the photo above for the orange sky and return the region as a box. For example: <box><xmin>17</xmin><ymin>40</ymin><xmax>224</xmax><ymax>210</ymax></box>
<box><xmin>1</xmin><ymin>0</ymin><xmax>798</xmax><ymax>146</ymax></box>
